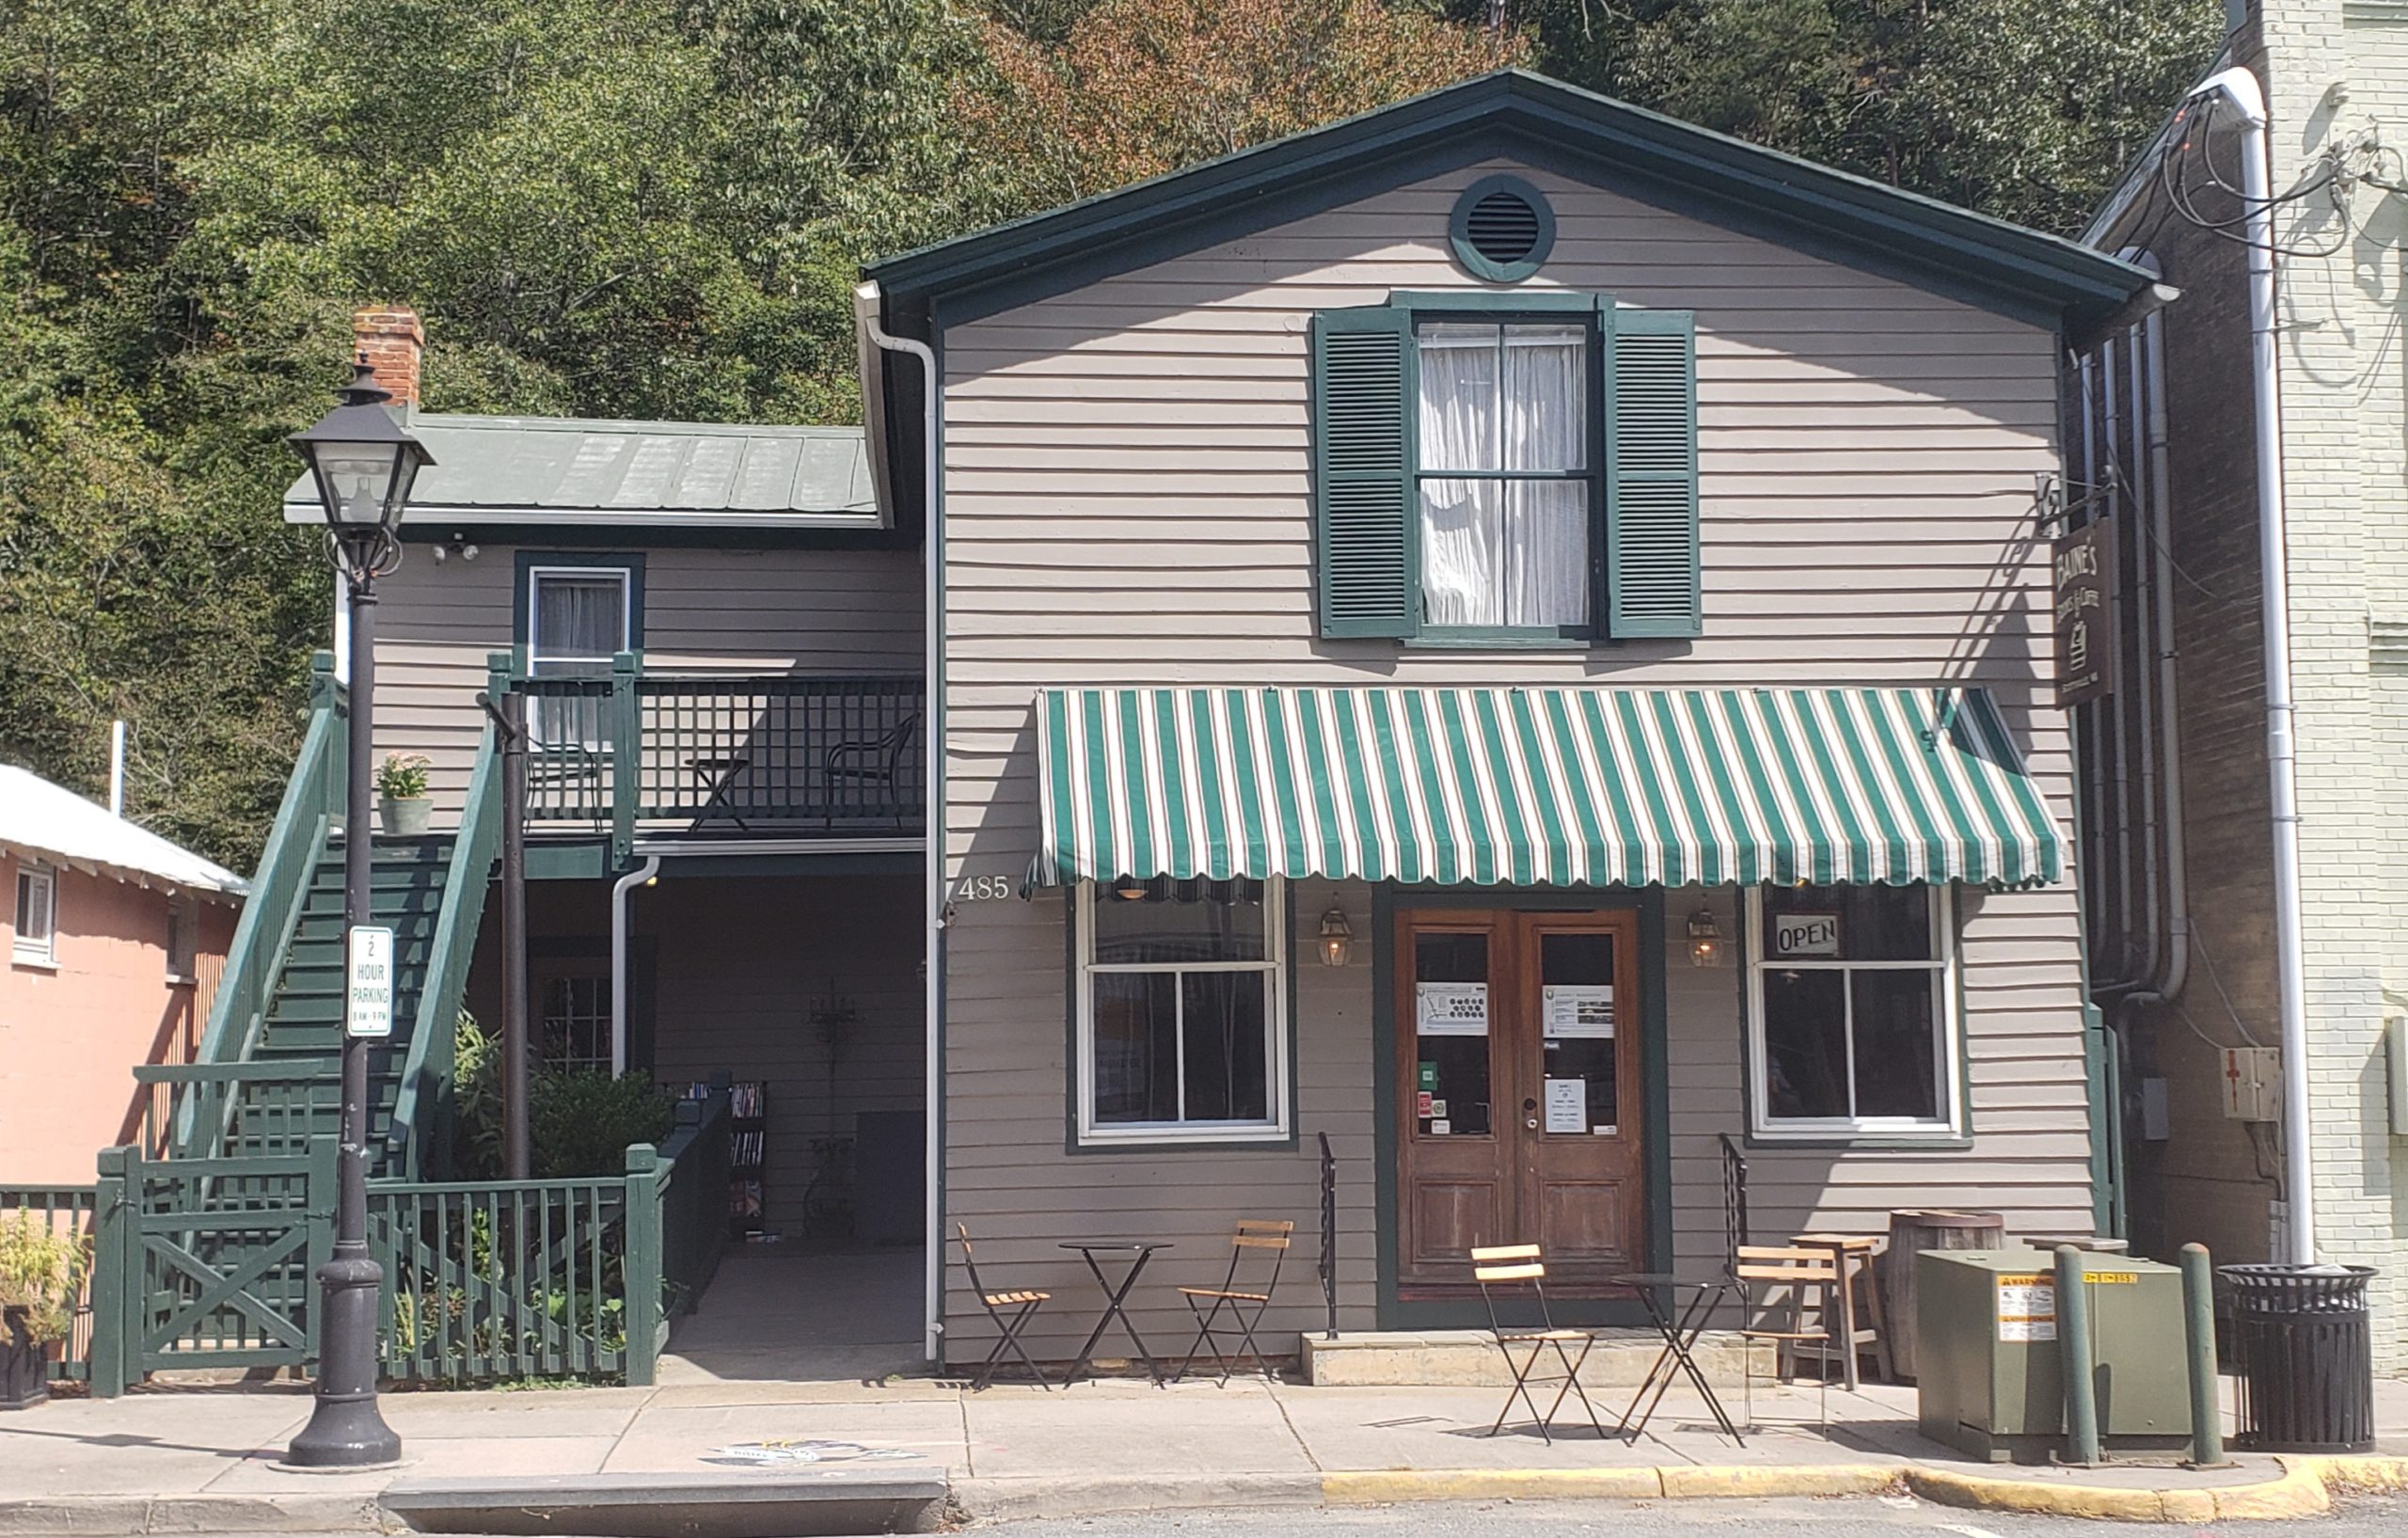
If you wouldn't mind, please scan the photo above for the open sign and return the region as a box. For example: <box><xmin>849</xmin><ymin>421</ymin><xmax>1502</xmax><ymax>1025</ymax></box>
<box><xmin>1769</xmin><ymin>912</ymin><xmax>1842</xmax><ymax>959</ymax></box>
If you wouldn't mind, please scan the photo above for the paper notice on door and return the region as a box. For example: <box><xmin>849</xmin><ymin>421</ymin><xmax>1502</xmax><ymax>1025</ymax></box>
<box><xmin>1544</xmin><ymin>1078</ymin><xmax>1587</xmax><ymax>1133</ymax></box>
<box><xmin>1417</xmin><ymin>982</ymin><xmax>1489</xmax><ymax>1035</ymax></box>
<box><xmin>1996</xmin><ymin>1275</ymin><xmax>2057</xmax><ymax>1342</ymax></box>
<box><xmin>1542</xmin><ymin>985</ymin><xmax>1614</xmax><ymax>1038</ymax></box>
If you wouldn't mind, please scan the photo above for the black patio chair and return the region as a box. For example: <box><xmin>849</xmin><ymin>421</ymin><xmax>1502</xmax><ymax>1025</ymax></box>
<box><xmin>1174</xmin><ymin>1218</ymin><xmax>1291</xmax><ymax>1384</ymax></box>
<box><xmin>956</xmin><ymin>1224</ymin><xmax>1054</xmax><ymax>1390</ymax></box>
<box><xmin>823</xmin><ymin>713</ymin><xmax>918</xmax><ymax>829</ymax></box>
<box><xmin>1471</xmin><ymin>1243</ymin><xmax>1608</xmax><ymax>1443</ymax></box>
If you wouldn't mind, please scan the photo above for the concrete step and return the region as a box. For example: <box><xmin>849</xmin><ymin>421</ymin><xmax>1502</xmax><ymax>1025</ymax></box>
<box><xmin>1300</xmin><ymin>1327</ymin><xmax>1776</xmax><ymax>1388</ymax></box>
<box><xmin>381</xmin><ymin>1470</ymin><xmax>947</xmax><ymax>1537</ymax></box>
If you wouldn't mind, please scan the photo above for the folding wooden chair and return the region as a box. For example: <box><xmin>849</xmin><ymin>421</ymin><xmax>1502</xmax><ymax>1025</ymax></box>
<box><xmin>1175</xmin><ymin>1218</ymin><xmax>1292</xmax><ymax>1384</ymax></box>
<box><xmin>956</xmin><ymin>1224</ymin><xmax>1054</xmax><ymax>1390</ymax></box>
<box><xmin>1471</xmin><ymin>1244</ymin><xmax>1608</xmax><ymax>1443</ymax></box>
<box><xmin>1734</xmin><ymin>1245</ymin><xmax>1838</xmax><ymax>1429</ymax></box>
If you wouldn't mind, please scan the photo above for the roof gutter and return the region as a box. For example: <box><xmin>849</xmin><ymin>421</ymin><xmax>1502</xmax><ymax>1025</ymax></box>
<box><xmin>856</xmin><ymin>279</ymin><xmax>944</xmax><ymax>1366</ymax></box>
<box><xmin>2191</xmin><ymin>66</ymin><xmax>2316</xmax><ymax>1263</ymax></box>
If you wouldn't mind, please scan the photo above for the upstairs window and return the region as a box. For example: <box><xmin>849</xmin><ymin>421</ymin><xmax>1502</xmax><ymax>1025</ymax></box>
<box><xmin>14</xmin><ymin>863</ymin><xmax>55</xmax><ymax>966</ymax></box>
<box><xmin>519</xmin><ymin>558</ymin><xmax>642</xmax><ymax>748</ymax></box>
<box><xmin>1311</xmin><ymin>294</ymin><xmax>1699</xmax><ymax>644</ymax></box>
<box><xmin>166</xmin><ymin>895</ymin><xmax>198</xmax><ymax>983</ymax></box>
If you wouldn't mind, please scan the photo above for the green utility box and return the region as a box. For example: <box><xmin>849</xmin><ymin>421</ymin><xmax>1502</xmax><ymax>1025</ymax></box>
<box><xmin>1915</xmin><ymin>1250</ymin><xmax>2192</xmax><ymax>1463</ymax></box>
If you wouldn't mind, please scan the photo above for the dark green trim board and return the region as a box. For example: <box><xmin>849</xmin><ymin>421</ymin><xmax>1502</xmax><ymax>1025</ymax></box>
<box><xmin>1450</xmin><ymin>174</ymin><xmax>1556</xmax><ymax>282</ymax></box>
<box><xmin>409</xmin><ymin>525</ymin><xmax>917</xmax><ymax>553</ymax></box>
<box><xmin>1370</xmin><ymin>884</ymin><xmax>1670</xmax><ymax>1331</ymax></box>
<box><xmin>867</xmin><ymin>71</ymin><xmax>2153</xmax><ymax>333</ymax></box>
<box><xmin>511</xmin><ymin>551</ymin><xmax>648</xmax><ymax>650</ymax></box>
<box><xmin>929</xmin><ymin>311</ymin><xmax>949</xmax><ymax>1373</ymax></box>
<box><xmin>1605</xmin><ymin>309</ymin><xmax>1702</xmax><ymax>639</ymax></box>
<box><xmin>1310</xmin><ymin>307</ymin><xmax>1418</xmax><ymax>640</ymax></box>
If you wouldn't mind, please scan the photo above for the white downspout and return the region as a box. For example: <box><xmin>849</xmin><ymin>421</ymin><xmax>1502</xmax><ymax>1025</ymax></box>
<box><xmin>857</xmin><ymin>280</ymin><xmax>944</xmax><ymax>1363</ymax></box>
<box><xmin>610</xmin><ymin>855</ymin><xmax>660</xmax><ymax>1077</ymax></box>
<box><xmin>2190</xmin><ymin>67</ymin><xmax>2315</xmax><ymax>1262</ymax></box>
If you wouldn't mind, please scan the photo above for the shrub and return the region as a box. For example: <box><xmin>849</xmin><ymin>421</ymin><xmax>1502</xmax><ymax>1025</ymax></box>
<box><xmin>0</xmin><ymin>1211</ymin><xmax>87</xmax><ymax>1344</ymax></box>
<box><xmin>530</xmin><ymin>1070</ymin><xmax>675</xmax><ymax>1179</ymax></box>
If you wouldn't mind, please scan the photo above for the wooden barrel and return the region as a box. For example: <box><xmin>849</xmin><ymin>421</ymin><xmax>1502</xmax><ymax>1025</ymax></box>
<box><xmin>1882</xmin><ymin>1209</ymin><xmax>2005</xmax><ymax>1381</ymax></box>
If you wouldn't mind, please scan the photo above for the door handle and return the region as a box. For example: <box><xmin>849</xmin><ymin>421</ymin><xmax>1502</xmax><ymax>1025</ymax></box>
<box><xmin>1526</xmin><ymin>1118</ymin><xmax>1539</xmax><ymax>1129</ymax></box>
<box><xmin>1523</xmin><ymin>1097</ymin><xmax>1539</xmax><ymax>1132</ymax></box>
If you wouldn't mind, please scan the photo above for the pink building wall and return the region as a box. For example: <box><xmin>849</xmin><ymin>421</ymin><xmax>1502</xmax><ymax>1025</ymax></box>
<box><xmin>0</xmin><ymin>851</ymin><xmax>236</xmax><ymax>1183</ymax></box>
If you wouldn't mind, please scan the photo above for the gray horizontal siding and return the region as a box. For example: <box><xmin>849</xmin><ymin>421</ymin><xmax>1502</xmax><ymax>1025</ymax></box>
<box><xmin>935</xmin><ymin>157</ymin><xmax>2095</xmax><ymax>1359</ymax></box>
<box><xmin>371</xmin><ymin>546</ymin><xmax>923</xmax><ymax>813</ymax></box>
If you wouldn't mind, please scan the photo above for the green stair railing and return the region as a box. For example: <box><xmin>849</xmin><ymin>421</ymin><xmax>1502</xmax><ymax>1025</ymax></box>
<box><xmin>184</xmin><ymin>654</ymin><xmax>346</xmax><ymax>1152</ymax></box>
<box><xmin>385</xmin><ymin>710</ymin><xmax>504</xmax><ymax>1179</ymax></box>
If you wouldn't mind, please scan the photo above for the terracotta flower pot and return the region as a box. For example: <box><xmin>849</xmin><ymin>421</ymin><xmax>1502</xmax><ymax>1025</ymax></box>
<box><xmin>0</xmin><ymin>1307</ymin><xmax>49</xmax><ymax>1412</ymax></box>
<box><xmin>380</xmin><ymin>795</ymin><xmax>433</xmax><ymax>836</ymax></box>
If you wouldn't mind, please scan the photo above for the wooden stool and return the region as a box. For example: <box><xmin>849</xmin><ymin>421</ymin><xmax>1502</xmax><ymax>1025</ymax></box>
<box><xmin>1789</xmin><ymin>1233</ymin><xmax>1888</xmax><ymax>1388</ymax></box>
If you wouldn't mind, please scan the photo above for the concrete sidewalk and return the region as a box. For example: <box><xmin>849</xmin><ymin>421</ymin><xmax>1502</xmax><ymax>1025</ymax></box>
<box><xmin>2</xmin><ymin>1372</ymin><xmax>2405</xmax><ymax>1532</ymax></box>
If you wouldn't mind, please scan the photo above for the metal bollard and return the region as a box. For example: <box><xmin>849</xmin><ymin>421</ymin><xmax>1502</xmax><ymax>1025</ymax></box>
<box><xmin>2056</xmin><ymin>1245</ymin><xmax>2099</xmax><ymax>1467</ymax></box>
<box><xmin>2180</xmin><ymin>1244</ymin><xmax>2227</xmax><ymax>1466</ymax></box>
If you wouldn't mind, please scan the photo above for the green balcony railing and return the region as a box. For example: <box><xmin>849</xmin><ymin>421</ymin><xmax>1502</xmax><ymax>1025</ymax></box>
<box><xmin>502</xmin><ymin>654</ymin><xmax>922</xmax><ymax>863</ymax></box>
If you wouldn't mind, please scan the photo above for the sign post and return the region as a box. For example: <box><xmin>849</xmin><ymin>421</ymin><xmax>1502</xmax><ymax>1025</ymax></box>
<box><xmin>346</xmin><ymin>925</ymin><xmax>394</xmax><ymax>1039</ymax></box>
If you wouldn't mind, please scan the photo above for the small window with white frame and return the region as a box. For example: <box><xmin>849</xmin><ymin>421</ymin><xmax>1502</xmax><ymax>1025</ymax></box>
<box><xmin>14</xmin><ymin>862</ymin><xmax>56</xmax><ymax>966</ymax></box>
<box><xmin>1746</xmin><ymin>883</ymin><xmax>1960</xmax><ymax>1138</ymax></box>
<box><xmin>526</xmin><ymin>564</ymin><xmax>633</xmax><ymax>748</ymax></box>
<box><xmin>1074</xmin><ymin>876</ymin><xmax>1290</xmax><ymax>1146</ymax></box>
<box><xmin>166</xmin><ymin>894</ymin><xmax>198</xmax><ymax>983</ymax></box>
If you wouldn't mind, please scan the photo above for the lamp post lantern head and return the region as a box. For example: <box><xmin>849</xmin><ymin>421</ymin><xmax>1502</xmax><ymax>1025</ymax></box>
<box><xmin>291</xmin><ymin>363</ymin><xmax>433</xmax><ymax>572</ymax></box>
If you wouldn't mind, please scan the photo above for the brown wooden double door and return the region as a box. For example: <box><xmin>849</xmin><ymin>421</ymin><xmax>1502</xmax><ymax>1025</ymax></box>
<box><xmin>1394</xmin><ymin>907</ymin><xmax>1644</xmax><ymax>1294</ymax></box>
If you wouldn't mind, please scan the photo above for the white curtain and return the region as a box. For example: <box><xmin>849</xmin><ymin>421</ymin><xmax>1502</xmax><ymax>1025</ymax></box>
<box><xmin>532</xmin><ymin>576</ymin><xmax>626</xmax><ymax>674</ymax></box>
<box><xmin>1418</xmin><ymin>324</ymin><xmax>1589</xmax><ymax>627</ymax></box>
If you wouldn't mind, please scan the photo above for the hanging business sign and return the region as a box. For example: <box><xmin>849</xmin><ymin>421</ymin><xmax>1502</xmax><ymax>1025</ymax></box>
<box><xmin>346</xmin><ymin>925</ymin><xmax>395</xmax><ymax>1039</ymax></box>
<box><xmin>2054</xmin><ymin>518</ymin><xmax>2116</xmax><ymax>708</ymax></box>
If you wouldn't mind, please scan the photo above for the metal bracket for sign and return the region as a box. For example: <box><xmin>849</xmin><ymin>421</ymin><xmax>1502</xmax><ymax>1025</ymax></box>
<box><xmin>346</xmin><ymin>924</ymin><xmax>395</xmax><ymax>1039</ymax></box>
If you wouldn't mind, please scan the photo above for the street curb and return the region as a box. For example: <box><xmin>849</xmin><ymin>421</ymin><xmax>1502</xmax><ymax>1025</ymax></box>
<box><xmin>0</xmin><ymin>1496</ymin><xmax>396</xmax><ymax>1536</ymax></box>
<box><xmin>1901</xmin><ymin>1453</ymin><xmax>2408</xmax><ymax>1523</ymax></box>
<box><xmin>951</xmin><ymin>1473</ymin><xmax>1326</xmax><ymax>1522</ymax></box>
<box><xmin>1320</xmin><ymin>1466</ymin><xmax>1899</xmax><ymax>1506</ymax></box>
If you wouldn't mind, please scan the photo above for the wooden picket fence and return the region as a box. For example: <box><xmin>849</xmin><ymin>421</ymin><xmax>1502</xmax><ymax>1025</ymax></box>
<box><xmin>11</xmin><ymin>1086</ymin><xmax>732</xmax><ymax>1396</ymax></box>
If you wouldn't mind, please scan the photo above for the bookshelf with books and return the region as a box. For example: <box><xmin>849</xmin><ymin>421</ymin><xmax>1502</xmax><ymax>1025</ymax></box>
<box><xmin>685</xmin><ymin>1079</ymin><xmax>769</xmax><ymax>1240</ymax></box>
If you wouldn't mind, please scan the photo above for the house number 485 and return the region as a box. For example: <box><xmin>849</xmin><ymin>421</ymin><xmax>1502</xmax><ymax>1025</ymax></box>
<box><xmin>952</xmin><ymin>875</ymin><xmax>1013</xmax><ymax>902</ymax></box>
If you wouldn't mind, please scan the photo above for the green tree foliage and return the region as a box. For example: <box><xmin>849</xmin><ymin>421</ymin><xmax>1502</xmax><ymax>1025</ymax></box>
<box><xmin>2</xmin><ymin>0</ymin><xmax>2218</xmax><ymax>865</ymax></box>
<box><xmin>1505</xmin><ymin>0</ymin><xmax>2228</xmax><ymax>235</ymax></box>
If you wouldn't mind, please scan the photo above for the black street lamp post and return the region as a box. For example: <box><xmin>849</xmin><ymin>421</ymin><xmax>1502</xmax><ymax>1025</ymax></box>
<box><xmin>282</xmin><ymin>362</ymin><xmax>432</xmax><ymax>1468</ymax></box>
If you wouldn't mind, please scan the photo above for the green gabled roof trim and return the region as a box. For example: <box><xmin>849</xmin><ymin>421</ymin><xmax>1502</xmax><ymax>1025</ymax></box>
<box><xmin>869</xmin><ymin>70</ymin><xmax>2154</xmax><ymax>332</ymax></box>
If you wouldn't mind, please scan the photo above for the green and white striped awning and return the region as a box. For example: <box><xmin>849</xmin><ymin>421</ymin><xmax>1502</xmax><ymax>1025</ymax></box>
<box><xmin>1029</xmin><ymin>687</ymin><xmax>2063</xmax><ymax>890</ymax></box>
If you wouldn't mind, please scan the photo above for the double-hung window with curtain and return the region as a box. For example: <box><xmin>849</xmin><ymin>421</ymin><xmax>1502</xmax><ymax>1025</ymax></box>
<box><xmin>526</xmin><ymin>565</ymin><xmax>634</xmax><ymax>748</ymax></box>
<box><xmin>1310</xmin><ymin>294</ymin><xmax>1699</xmax><ymax>643</ymax></box>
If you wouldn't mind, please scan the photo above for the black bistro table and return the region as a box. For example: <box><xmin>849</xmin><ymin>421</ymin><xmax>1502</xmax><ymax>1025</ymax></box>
<box><xmin>1611</xmin><ymin>1271</ymin><xmax>1744</xmax><ymax>1444</ymax></box>
<box><xmin>1058</xmin><ymin>1240</ymin><xmax>1174</xmax><ymax>1385</ymax></box>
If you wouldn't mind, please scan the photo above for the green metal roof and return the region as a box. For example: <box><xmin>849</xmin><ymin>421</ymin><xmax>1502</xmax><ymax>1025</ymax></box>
<box><xmin>1029</xmin><ymin>685</ymin><xmax>2064</xmax><ymax>890</ymax></box>
<box><xmin>871</xmin><ymin>69</ymin><xmax>2155</xmax><ymax>333</ymax></box>
<box><xmin>281</xmin><ymin>414</ymin><xmax>879</xmax><ymax>531</ymax></box>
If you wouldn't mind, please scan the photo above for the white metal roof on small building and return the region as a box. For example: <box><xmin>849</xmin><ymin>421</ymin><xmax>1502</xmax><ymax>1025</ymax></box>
<box><xmin>281</xmin><ymin>415</ymin><xmax>880</xmax><ymax>531</ymax></box>
<box><xmin>0</xmin><ymin>766</ymin><xmax>248</xmax><ymax>898</ymax></box>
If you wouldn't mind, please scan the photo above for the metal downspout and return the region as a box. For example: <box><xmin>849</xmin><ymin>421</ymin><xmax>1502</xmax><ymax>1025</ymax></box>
<box><xmin>2189</xmin><ymin>67</ymin><xmax>2315</xmax><ymax>1261</ymax></box>
<box><xmin>610</xmin><ymin>856</ymin><xmax>660</xmax><ymax>1077</ymax></box>
<box><xmin>858</xmin><ymin>280</ymin><xmax>945</xmax><ymax>1363</ymax></box>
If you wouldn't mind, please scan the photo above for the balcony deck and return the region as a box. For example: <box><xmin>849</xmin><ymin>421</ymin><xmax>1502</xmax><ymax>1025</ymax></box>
<box><xmin>511</xmin><ymin>663</ymin><xmax>923</xmax><ymax>852</ymax></box>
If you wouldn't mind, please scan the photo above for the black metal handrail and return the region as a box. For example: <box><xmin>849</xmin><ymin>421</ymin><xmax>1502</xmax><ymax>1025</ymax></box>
<box><xmin>1318</xmin><ymin>1131</ymin><xmax>1339</xmax><ymax>1340</ymax></box>
<box><xmin>1719</xmin><ymin>1131</ymin><xmax>1750</xmax><ymax>1276</ymax></box>
<box><xmin>510</xmin><ymin>658</ymin><xmax>923</xmax><ymax>840</ymax></box>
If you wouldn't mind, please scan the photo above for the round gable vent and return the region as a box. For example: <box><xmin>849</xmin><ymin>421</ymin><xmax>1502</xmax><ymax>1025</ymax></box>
<box><xmin>1450</xmin><ymin>175</ymin><xmax>1555</xmax><ymax>282</ymax></box>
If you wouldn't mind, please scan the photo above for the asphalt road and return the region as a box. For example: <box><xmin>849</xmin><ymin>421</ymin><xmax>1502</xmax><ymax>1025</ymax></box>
<box><xmin>976</xmin><ymin>1490</ymin><xmax>2406</xmax><ymax>1536</ymax></box>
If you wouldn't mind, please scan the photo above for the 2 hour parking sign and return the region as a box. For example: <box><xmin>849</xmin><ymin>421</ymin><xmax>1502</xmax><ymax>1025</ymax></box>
<box><xmin>346</xmin><ymin>925</ymin><xmax>394</xmax><ymax>1039</ymax></box>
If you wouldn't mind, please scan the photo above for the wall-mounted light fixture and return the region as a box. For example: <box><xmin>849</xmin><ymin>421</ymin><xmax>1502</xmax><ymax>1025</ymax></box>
<box><xmin>1687</xmin><ymin>906</ymin><xmax>1722</xmax><ymax>967</ymax></box>
<box><xmin>1112</xmin><ymin>875</ymin><xmax>1148</xmax><ymax>901</ymax></box>
<box><xmin>1318</xmin><ymin>906</ymin><xmax>1354</xmax><ymax>967</ymax></box>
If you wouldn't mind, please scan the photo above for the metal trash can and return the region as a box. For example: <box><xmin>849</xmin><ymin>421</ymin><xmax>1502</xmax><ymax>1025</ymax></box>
<box><xmin>2219</xmin><ymin>1263</ymin><xmax>2377</xmax><ymax>1452</ymax></box>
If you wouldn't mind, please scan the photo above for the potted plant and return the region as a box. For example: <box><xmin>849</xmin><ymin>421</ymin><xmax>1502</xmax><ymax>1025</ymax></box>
<box><xmin>0</xmin><ymin>1211</ymin><xmax>87</xmax><ymax>1411</ymax></box>
<box><xmin>377</xmin><ymin>753</ymin><xmax>434</xmax><ymax>835</ymax></box>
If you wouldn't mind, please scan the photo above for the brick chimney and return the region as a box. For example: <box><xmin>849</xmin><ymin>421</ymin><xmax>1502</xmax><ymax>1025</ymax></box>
<box><xmin>351</xmin><ymin>306</ymin><xmax>425</xmax><ymax>406</ymax></box>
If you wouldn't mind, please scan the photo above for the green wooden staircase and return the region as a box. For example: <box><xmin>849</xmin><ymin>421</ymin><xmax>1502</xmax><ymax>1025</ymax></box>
<box><xmin>183</xmin><ymin>653</ymin><xmax>502</xmax><ymax>1178</ymax></box>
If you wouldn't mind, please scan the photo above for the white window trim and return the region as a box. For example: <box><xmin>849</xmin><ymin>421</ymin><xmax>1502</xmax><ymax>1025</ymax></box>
<box><xmin>166</xmin><ymin>894</ymin><xmax>198</xmax><ymax>985</ymax></box>
<box><xmin>525</xmin><ymin>565</ymin><xmax>634</xmax><ymax>674</ymax></box>
<box><xmin>1744</xmin><ymin>884</ymin><xmax>1963</xmax><ymax>1140</ymax></box>
<box><xmin>14</xmin><ymin>863</ymin><xmax>56</xmax><ymax>967</ymax></box>
<box><xmin>1073</xmin><ymin>878</ymin><xmax>1291</xmax><ymax>1148</ymax></box>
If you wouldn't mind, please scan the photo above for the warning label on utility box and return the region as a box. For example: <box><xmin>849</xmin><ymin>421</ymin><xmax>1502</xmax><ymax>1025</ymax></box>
<box><xmin>1996</xmin><ymin>1274</ymin><xmax>2056</xmax><ymax>1342</ymax></box>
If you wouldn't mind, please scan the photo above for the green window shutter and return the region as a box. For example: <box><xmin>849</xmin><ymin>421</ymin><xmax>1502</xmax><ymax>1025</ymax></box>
<box><xmin>1310</xmin><ymin>306</ymin><xmax>1418</xmax><ymax>639</ymax></box>
<box><xmin>1606</xmin><ymin>308</ymin><xmax>1702</xmax><ymax>639</ymax></box>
